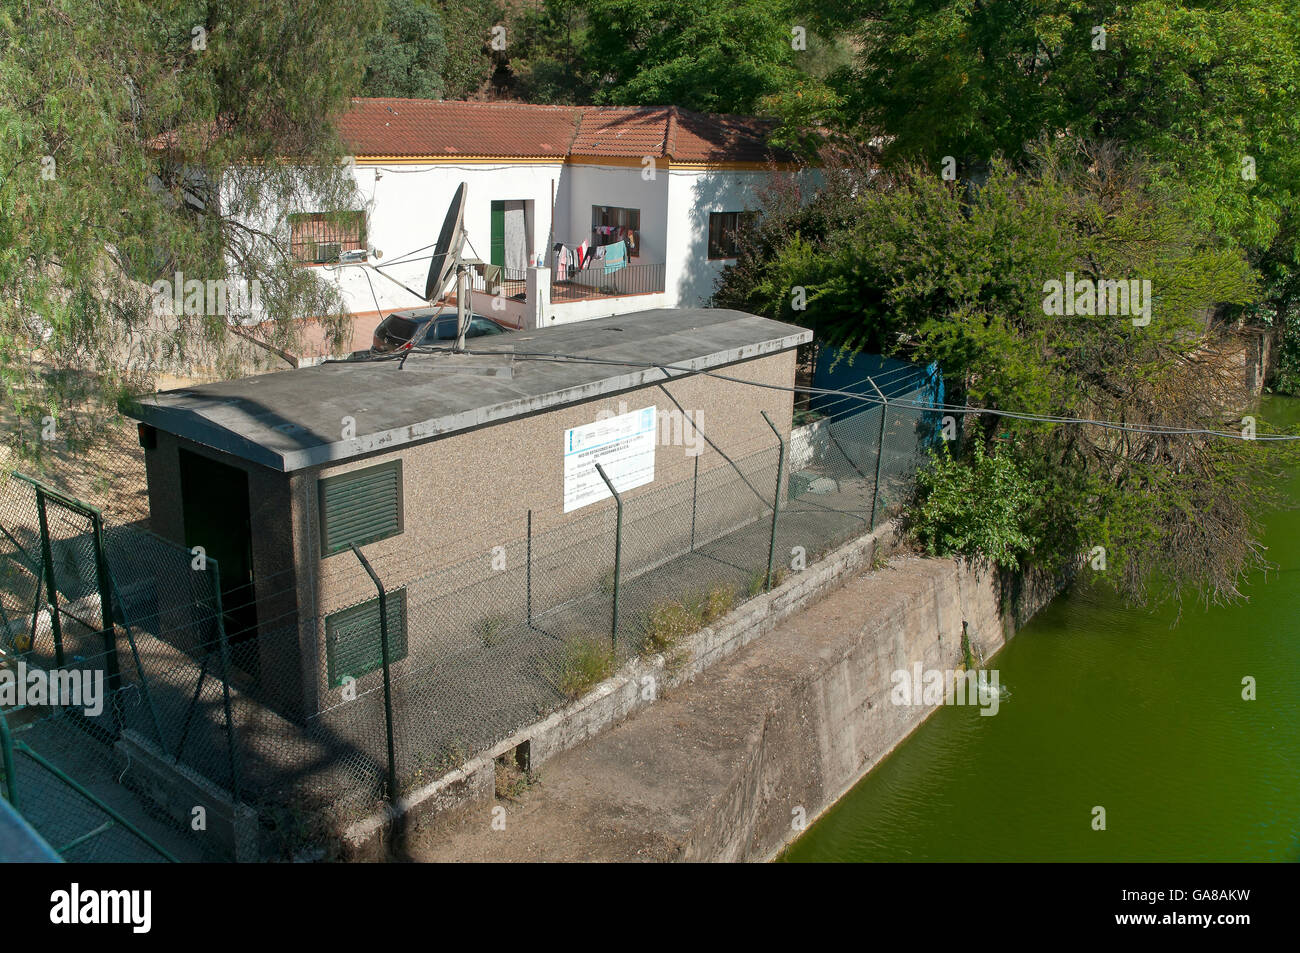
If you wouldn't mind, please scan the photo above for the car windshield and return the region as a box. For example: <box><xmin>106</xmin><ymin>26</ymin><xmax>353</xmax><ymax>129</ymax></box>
<box><xmin>423</xmin><ymin>316</ymin><xmax>504</xmax><ymax>342</ymax></box>
<box><xmin>381</xmin><ymin>315</ymin><xmax>421</xmax><ymax>340</ymax></box>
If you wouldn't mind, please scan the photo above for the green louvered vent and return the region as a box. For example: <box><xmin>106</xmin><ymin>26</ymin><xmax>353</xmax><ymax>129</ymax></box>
<box><xmin>326</xmin><ymin>589</ymin><xmax>408</xmax><ymax>686</ymax></box>
<box><xmin>319</xmin><ymin>460</ymin><xmax>403</xmax><ymax>556</ymax></box>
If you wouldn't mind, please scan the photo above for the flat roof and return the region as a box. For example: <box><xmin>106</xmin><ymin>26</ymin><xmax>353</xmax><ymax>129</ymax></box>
<box><xmin>129</xmin><ymin>309</ymin><xmax>812</xmax><ymax>472</ymax></box>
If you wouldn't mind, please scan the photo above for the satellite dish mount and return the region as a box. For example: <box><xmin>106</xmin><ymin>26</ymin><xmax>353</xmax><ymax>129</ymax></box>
<box><xmin>424</xmin><ymin>182</ymin><xmax>472</xmax><ymax>352</ymax></box>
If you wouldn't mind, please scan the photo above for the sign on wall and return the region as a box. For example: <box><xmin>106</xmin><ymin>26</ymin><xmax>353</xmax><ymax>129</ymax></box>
<box><xmin>563</xmin><ymin>406</ymin><xmax>656</xmax><ymax>512</ymax></box>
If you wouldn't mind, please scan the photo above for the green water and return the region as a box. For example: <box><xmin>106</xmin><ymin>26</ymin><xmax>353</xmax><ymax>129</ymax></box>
<box><xmin>784</xmin><ymin>396</ymin><xmax>1300</xmax><ymax>862</ymax></box>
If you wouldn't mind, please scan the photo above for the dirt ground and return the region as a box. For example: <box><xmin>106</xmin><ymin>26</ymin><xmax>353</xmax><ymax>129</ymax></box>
<box><xmin>0</xmin><ymin>407</ymin><xmax>150</xmax><ymax>523</ymax></box>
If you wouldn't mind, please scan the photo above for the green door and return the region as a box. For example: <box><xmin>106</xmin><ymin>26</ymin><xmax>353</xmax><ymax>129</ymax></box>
<box><xmin>490</xmin><ymin>200</ymin><xmax>505</xmax><ymax>268</ymax></box>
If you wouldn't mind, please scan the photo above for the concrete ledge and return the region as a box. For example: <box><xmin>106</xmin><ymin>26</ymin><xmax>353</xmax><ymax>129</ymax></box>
<box><xmin>405</xmin><ymin>554</ymin><xmax>1056</xmax><ymax>863</ymax></box>
<box><xmin>341</xmin><ymin>521</ymin><xmax>897</xmax><ymax>857</ymax></box>
<box><xmin>403</xmin><ymin>551</ymin><xmax>1055</xmax><ymax>863</ymax></box>
<box><xmin>114</xmin><ymin>729</ymin><xmax>258</xmax><ymax>862</ymax></box>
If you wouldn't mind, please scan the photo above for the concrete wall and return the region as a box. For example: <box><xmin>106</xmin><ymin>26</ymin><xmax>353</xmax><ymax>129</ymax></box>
<box><xmin>681</xmin><ymin>558</ymin><xmax>1019</xmax><ymax>861</ymax></box>
<box><xmin>666</xmin><ymin>166</ymin><xmax>768</xmax><ymax>308</ymax></box>
<box><xmin>352</xmin><ymin>160</ymin><xmax>563</xmax><ymax>314</ymax></box>
<box><xmin>343</xmin><ymin>531</ymin><xmax>1060</xmax><ymax>861</ymax></box>
<box><xmin>540</xmin><ymin>291</ymin><xmax>671</xmax><ymax>328</ymax></box>
<box><xmin>561</xmin><ymin>160</ymin><xmax>670</xmax><ymax>267</ymax></box>
<box><xmin>236</xmin><ymin>158</ymin><xmax>808</xmax><ymax>333</ymax></box>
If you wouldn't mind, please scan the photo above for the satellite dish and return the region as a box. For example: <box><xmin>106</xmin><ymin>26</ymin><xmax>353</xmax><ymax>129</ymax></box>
<box><xmin>425</xmin><ymin>182</ymin><xmax>467</xmax><ymax>302</ymax></box>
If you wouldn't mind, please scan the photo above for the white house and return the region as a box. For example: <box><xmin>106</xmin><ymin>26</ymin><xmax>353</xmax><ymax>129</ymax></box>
<box><xmin>284</xmin><ymin>98</ymin><xmax>804</xmax><ymax>353</ymax></box>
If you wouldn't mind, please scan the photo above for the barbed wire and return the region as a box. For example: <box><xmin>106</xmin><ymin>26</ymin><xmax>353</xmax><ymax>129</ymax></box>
<box><xmin>445</xmin><ymin>346</ymin><xmax>1299</xmax><ymax>443</ymax></box>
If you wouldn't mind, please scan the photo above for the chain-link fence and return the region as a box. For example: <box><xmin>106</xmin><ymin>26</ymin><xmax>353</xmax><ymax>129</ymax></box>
<box><xmin>0</xmin><ymin>473</ymin><xmax>220</xmax><ymax>861</ymax></box>
<box><xmin>1</xmin><ymin>365</ymin><xmax>945</xmax><ymax>860</ymax></box>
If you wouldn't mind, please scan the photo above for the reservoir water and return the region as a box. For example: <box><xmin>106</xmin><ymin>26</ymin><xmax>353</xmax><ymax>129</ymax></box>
<box><xmin>784</xmin><ymin>396</ymin><xmax>1300</xmax><ymax>862</ymax></box>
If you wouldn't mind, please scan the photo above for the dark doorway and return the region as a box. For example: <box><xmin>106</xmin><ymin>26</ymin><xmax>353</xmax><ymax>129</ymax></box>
<box><xmin>179</xmin><ymin>449</ymin><xmax>259</xmax><ymax>681</ymax></box>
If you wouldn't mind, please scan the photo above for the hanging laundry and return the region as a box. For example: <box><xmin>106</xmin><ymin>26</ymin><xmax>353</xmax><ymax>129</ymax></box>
<box><xmin>602</xmin><ymin>239</ymin><xmax>627</xmax><ymax>275</ymax></box>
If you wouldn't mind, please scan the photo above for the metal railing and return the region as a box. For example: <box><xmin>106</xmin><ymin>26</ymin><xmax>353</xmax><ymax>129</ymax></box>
<box><xmin>552</xmin><ymin>261</ymin><xmax>665</xmax><ymax>301</ymax></box>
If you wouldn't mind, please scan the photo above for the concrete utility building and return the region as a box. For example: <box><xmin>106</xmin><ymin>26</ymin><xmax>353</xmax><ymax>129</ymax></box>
<box><xmin>128</xmin><ymin>309</ymin><xmax>811</xmax><ymax>717</ymax></box>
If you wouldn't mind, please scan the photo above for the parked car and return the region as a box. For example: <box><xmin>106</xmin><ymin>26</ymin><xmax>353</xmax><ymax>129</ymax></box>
<box><xmin>370</xmin><ymin>307</ymin><xmax>512</xmax><ymax>353</ymax></box>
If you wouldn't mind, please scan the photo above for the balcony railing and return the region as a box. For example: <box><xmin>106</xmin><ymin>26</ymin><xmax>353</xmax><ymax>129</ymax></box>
<box><xmin>467</xmin><ymin>266</ymin><xmax>527</xmax><ymax>301</ymax></box>
<box><xmin>463</xmin><ymin>261</ymin><xmax>667</xmax><ymax>306</ymax></box>
<box><xmin>552</xmin><ymin>261</ymin><xmax>665</xmax><ymax>302</ymax></box>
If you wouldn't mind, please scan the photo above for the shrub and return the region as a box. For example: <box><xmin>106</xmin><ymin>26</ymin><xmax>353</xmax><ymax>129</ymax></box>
<box><xmin>557</xmin><ymin>638</ymin><xmax>615</xmax><ymax>699</ymax></box>
<box><xmin>641</xmin><ymin>600</ymin><xmax>700</xmax><ymax>654</ymax></box>
<box><xmin>911</xmin><ymin>441</ymin><xmax>1040</xmax><ymax>570</ymax></box>
<box><xmin>699</xmin><ymin>584</ymin><xmax>736</xmax><ymax>624</ymax></box>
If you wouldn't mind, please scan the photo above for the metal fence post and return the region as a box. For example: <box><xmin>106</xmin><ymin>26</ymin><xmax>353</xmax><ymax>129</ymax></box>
<box><xmin>105</xmin><ymin>568</ymin><xmax>168</xmax><ymax>752</ymax></box>
<box><xmin>208</xmin><ymin>560</ymin><xmax>243</xmax><ymax>804</ymax></box>
<box><xmin>526</xmin><ymin>509</ymin><xmax>533</xmax><ymax>626</ymax></box>
<box><xmin>0</xmin><ymin>708</ymin><xmax>18</xmax><ymax>808</ymax></box>
<box><xmin>867</xmin><ymin>377</ymin><xmax>889</xmax><ymax>530</ymax></box>
<box><xmin>689</xmin><ymin>454</ymin><xmax>699</xmax><ymax>552</ymax></box>
<box><xmin>761</xmin><ymin>411</ymin><xmax>786</xmax><ymax>591</ymax></box>
<box><xmin>350</xmin><ymin>544</ymin><xmax>399</xmax><ymax>802</ymax></box>
<box><xmin>90</xmin><ymin>513</ymin><xmax>123</xmax><ymax>735</ymax></box>
<box><xmin>594</xmin><ymin>464</ymin><xmax>623</xmax><ymax>649</ymax></box>
<box><xmin>33</xmin><ymin>489</ymin><xmax>64</xmax><ymax>666</ymax></box>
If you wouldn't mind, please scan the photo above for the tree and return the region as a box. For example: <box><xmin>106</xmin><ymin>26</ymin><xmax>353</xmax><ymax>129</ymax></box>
<box><xmin>506</xmin><ymin>0</ymin><xmax>591</xmax><ymax>104</ymax></box>
<box><xmin>438</xmin><ymin>0</ymin><xmax>501</xmax><ymax>99</ymax></box>
<box><xmin>0</xmin><ymin>0</ymin><xmax>377</xmax><ymax>457</ymax></box>
<box><xmin>579</xmin><ymin>0</ymin><xmax>802</xmax><ymax>114</ymax></box>
<box><xmin>363</xmin><ymin>0</ymin><xmax>448</xmax><ymax>99</ymax></box>
<box><xmin>716</xmin><ymin>142</ymin><xmax>1298</xmax><ymax>607</ymax></box>
<box><xmin>799</xmin><ymin>1</ymin><xmax>1300</xmax><ymax>379</ymax></box>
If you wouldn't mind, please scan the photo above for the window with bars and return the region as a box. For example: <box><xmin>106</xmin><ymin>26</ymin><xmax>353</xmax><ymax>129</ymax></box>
<box><xmin>289</xmin><ymin>210</ymin><xmax>367</xmax><ymax>264</ymax></box>
<box><xmin>591</xmin><ymin>205</ymin><xmax>640</xmax><ymax>258</ymax></box>
<box><xmin>707</xmin><ymin>211</ymin><xmax>758</xmax><ymax>260</ymax></box>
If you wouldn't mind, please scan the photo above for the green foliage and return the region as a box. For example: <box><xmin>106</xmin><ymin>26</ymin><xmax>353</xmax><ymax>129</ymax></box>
<box><xmin>639</xmin><ymin>584</ymin><xmax>737</xmax><ymax>654</ymax></box>
<box><xmin>578</xmin><ymin>0</ymin><xmax>801</xmax><ymax>113</ymax></box>
<box><xmin>556</xmin><ymin>637</ymin><xmax>614</xmax><ymax>699</ymax></box>
<box><xmin>640</xmin><ymin>600</ymin><xmax>698</xmax><ymax>654</ymax></box>
<box><xmin>506</xmin><ymin>0</ymin><xmax>591</xmax><ymax>104</ymax></box>
<box><xmin>721</xmin><ymin>142</ymin><xmax>1258</xmax><ymax>412</ymax></box>
<box><xmin>494</xmin><ymin>754</ymin><xmax>536</xmax><ymax>800</ymax></box>
<box><xmin>720</xmin><ymin>140</ymin><xmax>1299</xmax><ymax>607</ymax></box>
<box><xmin>438</xmin><ymin>0</ymin><xmax>501</xmax><ymax>99</ymax></box>
<box><xmin>759</xmin><ymin>79</ymin><xmax>848</xmax><ymax>158</ymax></box>
<box><xmin>698</xmin><ymin>584</ymin><xmax>736</xmax><ymax>624</ymax></box>
<box><xmin>913</xmin><ymin>441</ymin><xmax>1041</xmax><ymax>570</ymax></box>
<box><xmin>810</xmin><ymin>0</ymin><xmax>1300</xmax><ymax>340</ymax></box>
<box><xmin>0</xmin><ymin>0</ymin><xmax>376</xmax><ymax>455</ymax></box>
<box><xmin>362</xmin><ymin>0</ymin><xmax>448</xmax><ymax>99</ymax></box>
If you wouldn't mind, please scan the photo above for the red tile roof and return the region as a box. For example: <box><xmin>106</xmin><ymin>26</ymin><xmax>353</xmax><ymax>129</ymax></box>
<box><xmin>338</xmin><ymin>99</ymin><xmax>793</xmax><ymax>164</ymax></box>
